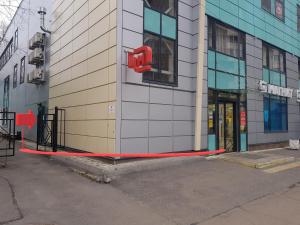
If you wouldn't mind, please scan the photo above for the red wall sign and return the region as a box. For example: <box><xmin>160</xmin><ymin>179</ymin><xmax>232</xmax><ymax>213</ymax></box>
<box><xmin>128</xmin><ymin>46</ymin><xmax>152</xmax><ymax>73</ymax></box>
<box><xmin>240</xmin><ymin>111</ymin><xmax>246</xmax><ymax>127</ymax></box>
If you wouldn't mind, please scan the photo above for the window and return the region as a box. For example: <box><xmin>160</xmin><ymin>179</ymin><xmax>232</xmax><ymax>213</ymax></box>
<box><xmin>13</xmin><ymin>64</ymin><xmax>18</xmax><ymax>88</ymax></box>
<box><xmin>0</xmin><ymin>38</ymin><xmax>13</xmax><ymax>70</ymax></box>
<box><xmin>262</xmin><ymin>43</ymin><xmax>285</xmax><ymax>73</ymax></box>
<box><xmin>264</xmin><ymin>95</ymin><xmax>288</xmax><ymax>132</ymax></box>
<box><xmin>2</xmin><ymin>76</ymin><xmax>10</xmax><ymax>126</ymax></box>
<box><xmin>261</xmin><ymin>0</ymin><xmax>284</xmax><ymax>20</ymax></box>
<box><xmin>20</xmin><ymin>57</ymin><xmax>25</xmax><ymax>84</ymax></box>
<box><xmin>262</xmin><ymin>0</ymin><xmax>271</xmax><ymax>11</ymax></box>
<box><xmin>144</xmin><ymin>0</ymin><xmax>176</xmax><ymax>16</ymax></box>
<box><xmin>208</xmin><ymin>19</ymin><xmax>245</xmax><ymax>59</ymax></box>
<box><xmin>14</xmin><ymin>29</ymin><xmax>18</xmax><ymax>51</ymax></box>
<box><xmin>262</xmin><ymin>43</ymin><xmax>286</xmax><ymax>87</ymax></box>
<box><xmin>143</xmin><ymin>0</ymin><xmax>177</xmax><ymax>85</ymax></box>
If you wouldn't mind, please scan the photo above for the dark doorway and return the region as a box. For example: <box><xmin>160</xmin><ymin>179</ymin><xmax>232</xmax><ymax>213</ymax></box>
<box><xmin>218</xmin><ymin>102</ymin><xmax>237</xmax><ymax>152</ymax></box>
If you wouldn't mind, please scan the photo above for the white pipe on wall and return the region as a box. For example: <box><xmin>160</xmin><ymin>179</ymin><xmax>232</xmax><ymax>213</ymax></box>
<box><xmin>194</xmin><ymin>0</ymin><xmax>206</xmax><ymax>151</ymax></box>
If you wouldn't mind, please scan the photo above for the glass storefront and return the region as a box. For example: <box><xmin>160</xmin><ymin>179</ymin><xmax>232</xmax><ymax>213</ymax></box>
<box><xmin>207</xmin><ymin>18</ymin><xmax>248</xmax><ymax>152</ymax></box>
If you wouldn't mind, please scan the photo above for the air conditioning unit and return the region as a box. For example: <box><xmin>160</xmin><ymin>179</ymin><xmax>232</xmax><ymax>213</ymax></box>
<box><xmin>28</xmin><ymin>48</ymin><xmax>44</xmax><ymax>65</ymax></box>
<box><xmin>29</xmin><ymin>32</ymin><xmax>44</xmax><ymax>50</ymax></box>
<box><xmin>28</xmin><ymin>68</ymin><xmax>44</xmax><ymax>84</ymax></box>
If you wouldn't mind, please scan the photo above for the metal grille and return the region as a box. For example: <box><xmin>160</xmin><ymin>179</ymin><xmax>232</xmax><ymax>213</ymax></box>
<box><xmin>0</xmin><ymin>112</ymin><xmax>16</xmax><ymax>166</ymax></box>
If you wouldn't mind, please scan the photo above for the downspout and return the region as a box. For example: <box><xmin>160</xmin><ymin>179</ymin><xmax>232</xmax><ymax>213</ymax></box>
<box><xmin>38</xmin><ymin>7</ymin><xmax>51</xmax><ymax>34</ymax></box>
<box><xmin>194</xmin><ymin>0</ymin><xmax>206</xmax><ymax>151</ymax></box>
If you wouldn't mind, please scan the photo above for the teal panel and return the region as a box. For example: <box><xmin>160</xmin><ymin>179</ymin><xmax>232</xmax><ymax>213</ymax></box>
<box><xmin>270</xmin><ymin>70</ymin><xmax>281</xmax><ymax>86</ymax></box>
<box><xmin>240</xmin><ymin>133</ymin><xmax>247</xmax><ymax>152</ymax></box>
<box><xmin>240</xmin><ymin>77</ymin><xmax>246</xmax><ymax>90</ymax></box>
<box><xmin>162</xmin><ymin>15</ymin><xmax>176</xmax><ymax>39</ymax></box>
<box><xmin>206</xmin><ymin>0</ymin><xmax>300</xmax><ymax>58</ymax></box>
<box><xmin>239</xmin><ymin>60</ymin><xmax>246</xmax><ymax>76</ymax></box>
<box><xmin>263</xmin><ymin>68</ymin><xmax>269</xmax><ymax>83</ymax></box>
<box><xmin>216</xmin><ymin>72</ymin><xmax>239</xmax><ymax>90</ymax></box>
<box><xmin>208</xmin><ymin>69</ymin><xmax>216</xmax><ymax>88</ymax></box>
<box><xmin>144</xmin><ymin>8</ymin><xmax>160</xmax><ymax>34</ymax></box>
<box><xmin>281</xmin><ymin>74</ymin><xmax>286</xmax><ymax>87</ymax></box>
<box><xmin>208</xmin><ymin>50</ymin><xmax>215</xmax><ymax>69</ymax></box>
<box><xmin>208</xmin><ymin>134</ymin><xmax>216</xmax><ymax>151</ymax></box>
<box><xmin>216</xmin><ymin>53</ymin><xmax>239</xmax><ymax>75</ymax></box>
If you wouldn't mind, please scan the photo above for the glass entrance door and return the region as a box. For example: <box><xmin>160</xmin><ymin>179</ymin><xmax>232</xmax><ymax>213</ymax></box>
<box><xmin>218</xmin><ymin>102</ymin><xmax>236</xmax><ymax>152</ymax></box>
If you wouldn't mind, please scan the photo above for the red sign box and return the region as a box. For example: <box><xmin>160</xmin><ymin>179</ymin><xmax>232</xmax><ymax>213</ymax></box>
<box><xmin>128</xmin><ymin>46</ymin><xmax>152</xmax><ymax>73</ymax></box>
<box><xmin>240</xmin><ymin>111</ymin><xmax>246</xmax><ymax>127</ymax></box>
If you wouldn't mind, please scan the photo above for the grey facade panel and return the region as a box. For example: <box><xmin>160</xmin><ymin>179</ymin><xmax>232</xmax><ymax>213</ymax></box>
<box><xmin>119</xmin><ymin>1</ymin><xmax>198</xmax><ymax>153</ymax></box>
<box><xmin>246</xmin><ymin>34</ymin><xmax>300</xmax><ymax>146</ymax></box>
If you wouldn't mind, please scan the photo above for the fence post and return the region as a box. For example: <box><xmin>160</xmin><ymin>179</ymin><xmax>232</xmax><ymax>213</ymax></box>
<box><xmin>53</xmin><ymin>107</ymin><xmax>58</xmax><ymax>152</ymax></box>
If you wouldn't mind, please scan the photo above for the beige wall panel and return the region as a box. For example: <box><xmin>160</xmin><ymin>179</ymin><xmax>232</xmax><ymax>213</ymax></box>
<box><xmin>107</xmin><ymin>120</ymin><xmax>115</xmax><ymax>138</ymax></box>
<box><xmin>86</xmin><ymin>103</ymin><xmax>108</xmax><ymax>120</ymax></box>
<box><xmin>87</xmin><ymin>32</ymin><xmax>109</xmax><ymax>58</ymax></box>
<box><xmin>109</xmin><ymin>28</ymin><xmax>117</xmax><ymax>47</ymax></box>
<box><xmin>85</xmin><ymin>137</ymin><xmax>108</xmax><ymax>153</ymax></box>
<box><xmin>88</xmin><ymin>0</ymin><xmax>109</xmax><ymax>27</ymax></box>
<box><xmin>60</xmin><ymin>42</ymin><xmax>73</xmax><ymax>60</ymax></box>
<box><xmin>86</xmin><ymin>85</ymin><xmax>109</xmax><ymax>105</ymax></box>
<box><xmin>74</xmin><ymin>0</ymin><xmax>88</xmax><ymax>13</ymax></box>
<box><xmin>66</xmin><ymin>106</ymin><xmax>87</xmax><ymax>121</ymax></box>
<box><xmin>72</xmin><ymin>30</ymin><xmax>89</xmax><ymax>53</ymax></box>
<box><xmin>110</xmin><ymin>0</ymin><xmax>116</xmax><ymax>11</ymax></box>
<box><xmin>107</xmin><ymin>138</ymin><xmax>115</xmax><ymax>153</ymax></box>
<box><xmin>86</xmin><ymin>67</ymin><xmax>109</xmax><ymax>89</ymax></box>
<box><xmin>72</xmin><ymin>47</ymin><xmax>88</xmax><ymax>66</ymax></box>
<box><xmin>71</xmin><ymin>60</ymin><xmax>88</xmax><ymax>80</ymax></box>
<box><xmin>109</xmin><ymin>46</ymin><xmax>117</xmax><ymax>65</ymax></box>
<box><xmin>89</xmin><ymin>16</ymin><xmax>110</xmax><ymax>41</ymax></box>
<box><xmin>86</xmin><ymin>120</ymin><xmax>108</xmax><ymax>137</ymax></box>
<box><xmin>72</xmin><ymin>17</ymin><xmax>89</xmax><ymax>39</ymax></box>
<box><xmin>73</xmin><ymin>2</ymin><xmax>89</xmax><ymax>26</ymax></box>
<box><xmin>108</xmin><ymin>83</ymin><xmax>116</xmax><ymax>101</ymax></box>
<box><xmin>109</xmin><ymin>10</ymin><xmax>117</xmax><ymax>28</ymax></box>
<box><xmin>89</xmin><ymin>0</ymin><xmax>105</xmax><ymax>12</ymax></box>
<box><xmin>50</xmin><ymin>0</ymin><xmax>117</xmax><ymax>153</ymax></box>
<box><xmin>108</xmin><ymin>64</ymin><xmax>117</xmax><ymax>83</ymax></box>
<box><xmin>87</xmin><ymin>51</ymin><xmax>109</xmax><ymax>74</ymax></box>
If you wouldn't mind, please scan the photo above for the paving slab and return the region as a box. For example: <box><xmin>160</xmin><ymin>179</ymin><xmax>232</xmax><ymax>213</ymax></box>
<box><xmin>219</xmin><ymin>151</ymin><xmax>295</xmax><ymax>169</ymax></box>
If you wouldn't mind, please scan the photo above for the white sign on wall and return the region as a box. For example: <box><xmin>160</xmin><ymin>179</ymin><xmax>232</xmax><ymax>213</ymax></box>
<box><xmin>297</xmin><ymin>90</ymin><xmax>300</xmax><ymax>103</ymax></box>
<box><xmin>258</xmin><ymin>80</ymin><xmax>294</xmax><ymax>98</ymax></box>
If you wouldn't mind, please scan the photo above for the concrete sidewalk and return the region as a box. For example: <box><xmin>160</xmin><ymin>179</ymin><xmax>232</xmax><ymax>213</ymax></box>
<box><xmin>199</xmin><ymin>183</ymin><xmax>300</xmax><ymax>225</ymax></box>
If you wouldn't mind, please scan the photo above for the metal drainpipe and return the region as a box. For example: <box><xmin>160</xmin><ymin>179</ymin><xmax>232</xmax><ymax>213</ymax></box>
<box><xmin>38</xmin><ymin>7</ymin><xmax>51</xmax><ymax>34</ymax></box>
<box><xmin>194</xmin><ymin>0</ymin><xmax>206</xmax><ymax>151</ymax></box>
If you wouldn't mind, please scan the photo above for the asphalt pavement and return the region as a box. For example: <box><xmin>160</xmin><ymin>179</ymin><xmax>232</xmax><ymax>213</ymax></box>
<box><xmin>0</xmin><ymin>147</ymin><xmax>300</xmax><ymax>225</ymax></box>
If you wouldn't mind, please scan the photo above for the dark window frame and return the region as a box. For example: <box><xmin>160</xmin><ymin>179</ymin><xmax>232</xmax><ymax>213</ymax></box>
<box><xmin>261</xmin><ymin>0</ymin><xmax>285</xmax><ymax>21</ymax></box>
<box><xmin>20</xmin><ymin>56</ymin><xmax>25</xmax><ymax>84</ymax></box>
<box><xmin>13</xmin><ymin>64</ymin><xmax>18</xmax><ymax>88</ymax></box>
<box><xmin>0</xmin><ymin>38</ymin><xmax>13</xmax><ymax>71</ymax></box>
<box><xmin>14</xmin><ymin>29</ymin><xmax>18</xmax><ymax>52</ymax></box>
<box><xmin>2</xmin><ymin>76</ymin><xmax>10</xmax><ymax>126</ymax></box>
<box><xmin>262</xmin><ymin>42</ymin><xmax>286</xmax><ymax>86</ymax></box>
<box><xmin>142</xmin><ymin>1</ymin><xmax>178</xmax><ymax>87</ymax></box>
<box><xmin>208</xmin><ymin>17</ymin><xmax>246</xmax><ymax>60</ymax></box>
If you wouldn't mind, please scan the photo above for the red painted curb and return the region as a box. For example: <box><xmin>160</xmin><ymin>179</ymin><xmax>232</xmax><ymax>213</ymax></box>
<box><xmin>20</xmin><ymin>148</ymin><xmax>225</xmax><ymax>158</ymax></box>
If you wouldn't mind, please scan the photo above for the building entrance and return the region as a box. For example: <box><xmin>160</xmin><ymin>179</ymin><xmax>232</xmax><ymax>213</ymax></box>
<box><xmin>218</xmin><ymin>102</ymin><xmax>237</xmax><ymax>152</ymax></box>
<box><xmin>208</xmin><ymin>90</ymin><xmax>247</xmax><ymax>152</ymax></box>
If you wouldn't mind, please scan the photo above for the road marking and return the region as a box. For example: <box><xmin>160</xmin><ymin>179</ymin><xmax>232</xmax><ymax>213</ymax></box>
<box><xmin>264</xmin><ymin>161</ymin><xmax>300</xmax><ymax>174</ymax></box>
